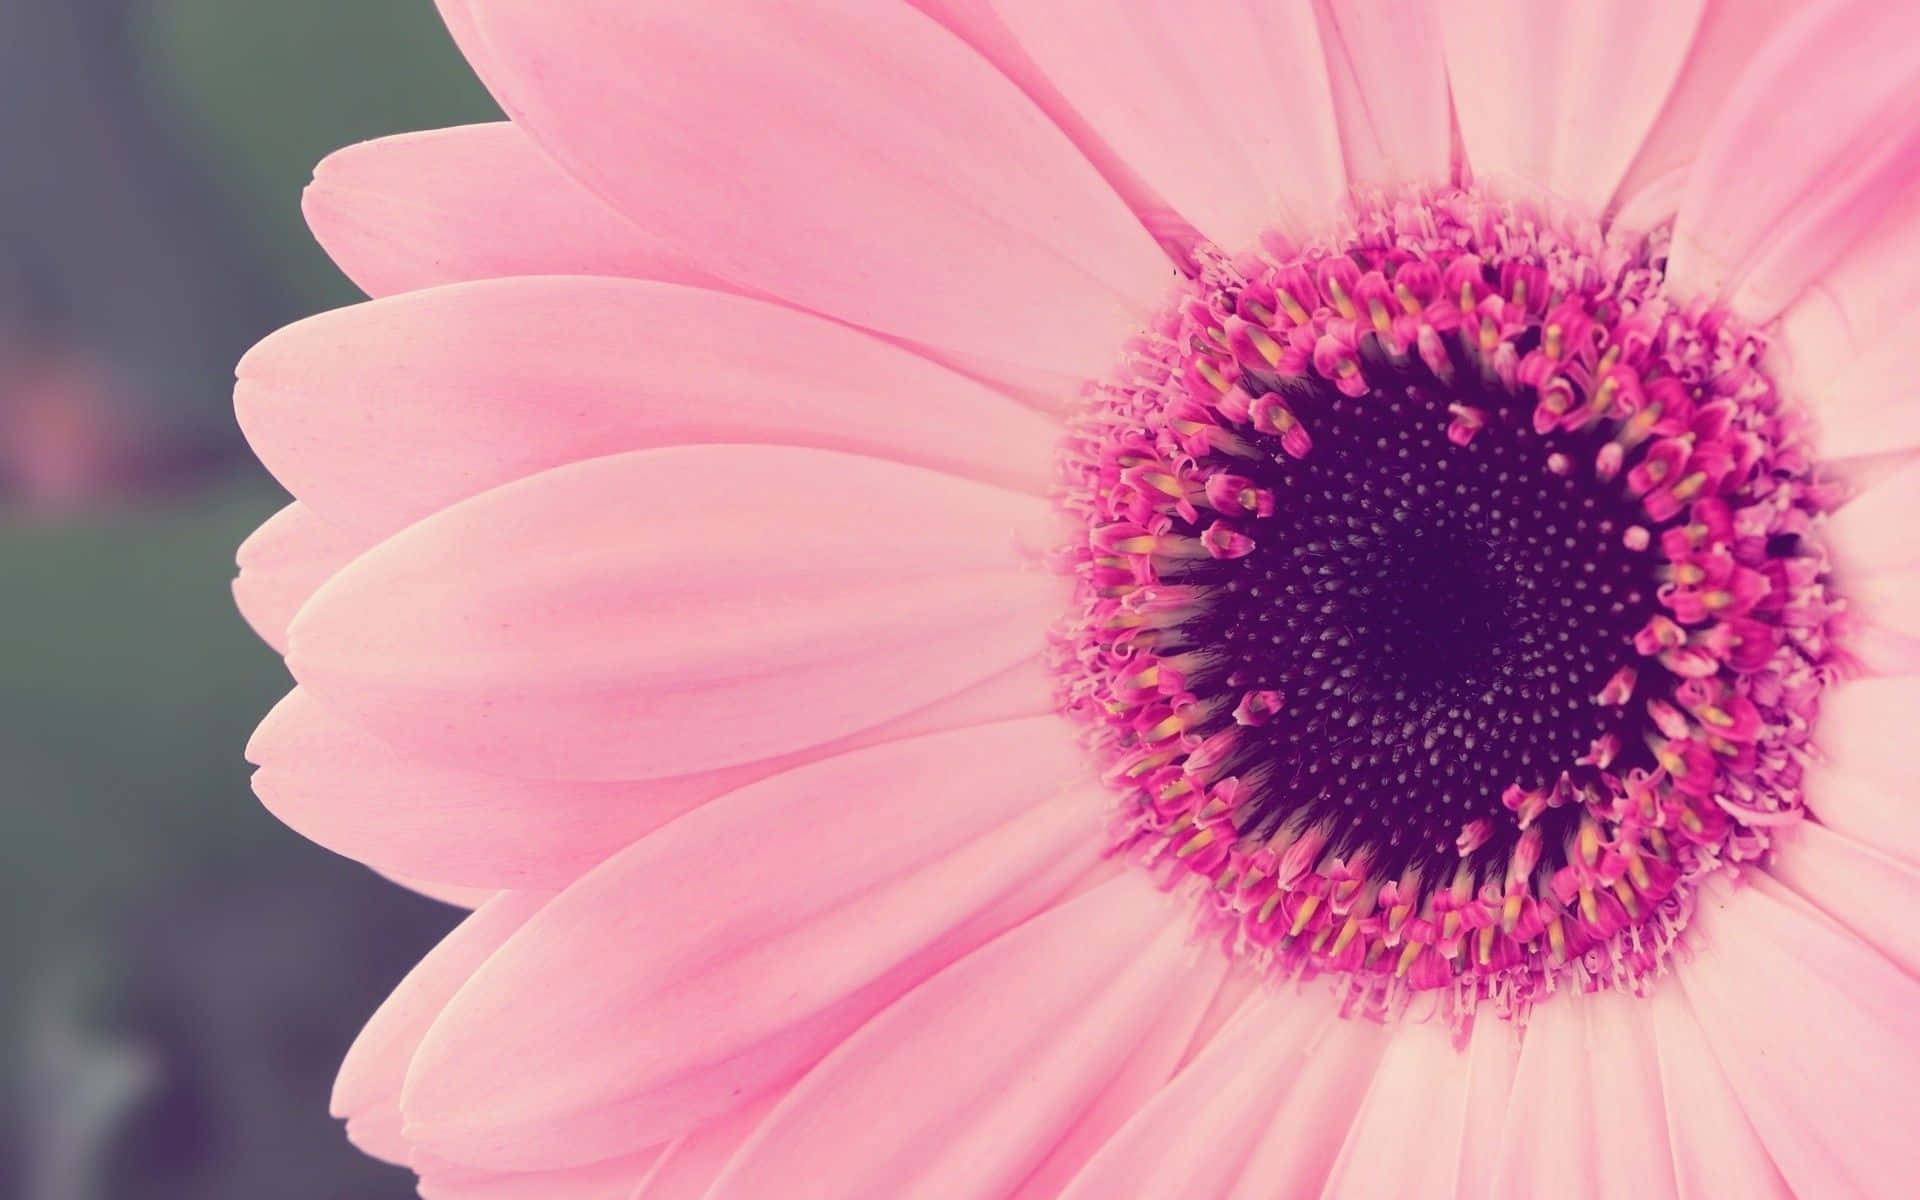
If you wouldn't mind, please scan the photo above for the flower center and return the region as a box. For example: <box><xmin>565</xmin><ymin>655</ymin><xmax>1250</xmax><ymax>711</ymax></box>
<box><xmin>1055</xmin><ymin>190</ymin><xmax>1842</xmax><ymax>1020</ymax></box>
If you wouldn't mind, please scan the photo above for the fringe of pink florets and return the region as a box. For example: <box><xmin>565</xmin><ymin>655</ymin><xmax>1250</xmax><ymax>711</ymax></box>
<box><xmin>1050</xmin><ymin>189</ymin><xmax>1845</xmax><ymax>1023</ymax></box>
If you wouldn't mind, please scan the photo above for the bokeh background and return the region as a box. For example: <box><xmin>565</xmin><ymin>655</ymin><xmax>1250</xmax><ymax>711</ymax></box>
<box><xmin>3</xmin><ymin>4</ymin><xmax>501</xmax><ymax>1196</ymax></box>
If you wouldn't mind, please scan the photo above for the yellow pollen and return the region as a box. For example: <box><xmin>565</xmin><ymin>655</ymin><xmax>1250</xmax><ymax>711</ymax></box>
<box><xmin>1174</xmin><ymin>827</ymin><xmax>1216</xmax><ymax>859</ymax></box>
<box><xmin>1393</xmin><ymin>282</ymin><xmax>1421</xmax><ymax>315</ymax></box>
<box><xmin>1544</xmin><ymin>324</ymin><xmax>1563</xmax><ymax>358</ymax></box>
<box><xmin>1246</xmin><ymin>324</ymin><xmax>1284</xmax><ymax>367</ymax></box>
<box><xmin>1276</xmin><ymin>290</ymin><xmax>1308</xmax><ymax>324</ymax></box>
<box><xmin>1196</xmin><ymin>358</ymin><xmax>1230</xmax><ymax>393</ymax></box>
<box><xmin>1288</xmin><ymin>894</ymin><xmax>1321</xmax><ymax>936</ymax></box>
<box><xmin>1368</xmin><ymin>299</ymin><xmax>1392</xmax><ymax>335</ymax></box>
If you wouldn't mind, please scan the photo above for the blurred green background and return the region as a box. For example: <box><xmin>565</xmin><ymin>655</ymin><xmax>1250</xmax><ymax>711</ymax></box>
<box><xmin>2</xmin><ymin>4</ymin><xmax>503</xmax><ymax>1196</ymax></box>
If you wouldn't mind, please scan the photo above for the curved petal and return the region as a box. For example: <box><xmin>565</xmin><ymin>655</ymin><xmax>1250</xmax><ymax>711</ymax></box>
<box><xmin>1058</xmin><ymin>988</ymin><xmax>1351</xmax><ymax>1200</ymax></box>
<box><xmin>401</xmin><ymin>720</ymin><xmax>1103</xmax><ymax>1169</ymax></box>
<box><xmin>459</xmin><ymin>0</ymin><xmax>1171</xmax><ymax>394</ymax></box>
<box><xmin>1439</xmin><ymin>0</ymin><xmax>1704</xmax><ymax>213</ymax></box>
<box><xmin>1774</xmin><ymin>171</ymin><xmax>1920</xmax><ymax>460</ymax></box>
<box><xmin>237</xmin><ymin>278</ymin><xmax>1061</xmax><ymax>542</ymax></box>
<box><xmin>332</xmin><ymin>891</ymin><xmax>552</xmax><ymax>1164</ymax></box>
<box><xmin>375</xmin><ymin>873</ymin><xmax>493</xmax><ymax>911</ymax></box>
<box><xmin>1453</xmin><ymin>1013</ymin><xmax>1522</xmax><ymax>1199</ymax></box>
<box><xmin>1486</xmin><ymin>989</ymin><xmax>1683</xmax><ymax>1199</ymax></box>
<box><xmin>1311</xmin><ymin>0</ymin><xmax>1453</xmax><ymax>193</ymax></box>
<box><xmin>414</xmin><ymin>1148</ymin><xmax>663</xmax><ymax>1200</ymax></box>
<box><xmin>1608</xmin><ymin>0</ymin><xmax>1802</xmax><ymax>219</ymax></box>
<box><xmin>250</xmin><ymin>657</ymin><xmax>1055</xmax><ymax>890</ymax></box>
<box><xmin>1678</xmin><ymin>874</ymin><xmax>1920</xmax><ymax>1198</ymax></box>
<box><xmin>233</xmin><ymin>502</ymin><xmax>363</xmax><ymax>653</ymax></box>
<box><xmin>287</xmin><ymin>445</ymin><xmax>1064</xmax><ymax>782</ymax></box>
<box><xmin>1766</xmin><ymin>819</ymin><xmax>1920</xmax><ymax>978</ymax></box>
<box><xmin>1219</xmin><ymin>1013</ymin><xmax>1387</xmax><ymax>1199</ymax></box>
<box><xmin>1813</xmin><ymin>676</ymin><xmax>1920</xmax><ymax>795</ymax></box>
<box><xmin>1321</xmin><ymin>1016</ymin><xmax>1473</xmax><ymax>1200</ymax></box>
<box><xmin>1667</xmin><ymin>0</ymin><xmax>1920</xmax><ymax>320</ymax></box>
<box><xmin>1008</xmin><ymin>952</ymin><xmax>1227</xmax><ymax>1200</ymax></box>
<box><xmin>1828</xmin><ymin>458</ymin><xmax>1920</xmax><ymax>576</ymax></box>
<box><xmin>986</xmin><ymin>1</ymin><xmax>1349</xmax><ymax>251</ymax></box>
<box><xmin>1646</xmin><ymin>983</ymin><xmax>1791</xmax><ymax>1200</ymax></box>
<box><xmin>305</xmin><ymin>124</ymin><xmax>711</xmax><ymax>300</ymax></box>
<box><xmin>704</xmin><ymin>873</ymin><xmax>1199</xmax><ymax>1200</ymax></box>
<box><xmin>1801</xmin><ymin>761</ymin><xmax>1920</xmax><ymax>870</ymax></box>
<box><xmin>628</xmin><ymin>1093</ymin><xmax>782</xmax><ymax>1200</ymax></box>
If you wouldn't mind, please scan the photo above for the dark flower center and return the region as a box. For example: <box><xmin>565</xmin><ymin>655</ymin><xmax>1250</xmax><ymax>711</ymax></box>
<box><xmin>1176</xmin><ymin>336</ymin><xmax>1658</xmax><ymax>881</ymax></box>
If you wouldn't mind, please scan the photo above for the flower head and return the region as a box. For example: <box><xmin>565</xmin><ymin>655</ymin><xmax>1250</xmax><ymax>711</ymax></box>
<box><xmin>237</xmin><ymin>1</ymin><xmax>1920</xmax><ymax>1196</ymax></box>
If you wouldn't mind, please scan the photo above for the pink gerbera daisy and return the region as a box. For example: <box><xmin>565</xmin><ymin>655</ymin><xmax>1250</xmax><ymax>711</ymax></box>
<box><xmin>235</xmin><ymin>1</ymin><xmax>1920</xmax><ymax>1196</ymax></box>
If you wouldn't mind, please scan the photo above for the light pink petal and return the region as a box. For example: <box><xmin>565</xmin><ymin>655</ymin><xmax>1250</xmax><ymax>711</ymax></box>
<box><xmin>628</xmin><ymin>1093</ymin><xmax>782</xmax><ymax>1200</ymax></box>
<box><xmin>401</xmin><ymin>720</ymin><xmax>1103</xmax><ymax>1169</ymax></box>
<box><xmin>1487</xmin><ymin>989</ymin><xmax>1681</xmax><ymax>1199</ymax></box>
<box><xmin>1845</xmin><ymin>622</ymin><xmax>1920</xmax><ymax>680</ymax></box>
<box><xmin>1802</xmin><ymin>762</ymin><xmax>1920</xmax><ymax>870</ymax></box>
<box><xmin>1828</xmin><ymin>458</ymin><xmax>1920</xmax><ymax>575</ymax></box>
<box><xmin>1439</xmin><ymin>0</ymin><xmax>1704</xmax><ymax>213</ymax></box>
<box><xmin>986</xmin><ymin>0</ymin><xmax>1348</xmax><ymax>251</ymax></box>
<box><xmin>1678</xmin><ymin>874</ymin><xmax>1920</xmax><ymax>1197</ymax></box>
<box><xmin>1667</xmin><ymin>0</ymin><xmax>1920</xmax><ymax>320</ymax></box>
<box><xmin>704</xmin><ymin>873</ymin><xmax>1200</xmax><ymax>1200</ymax></box>
<box><xmin>1609</xmin><ymin>0</ymin><xmax>1802</xmax><ymax>219</ymax></box>
<box><xmin>1766</xmin><ymin>820</ymin><xmax>1920</xmax><ymax>978</ymax></box>
<box><xmin>251</xmin><ymin>656</ymin><xmax>1054</xmax><ymax>891</ymax></box>
<box><xmin>458</xmin><ymin>0</ymin><xmax>1170</xmax><ymax>394</ymax></box>
<box><xmin>1813</xmin><ymin>676</ymin><xmax>1920</xmax><ymax>795</ymax></box>
<box><xmin>232</xmin><ymin>502</ymin><xmax>364</xmax><ymax>653</ymax></box>
<box><xmin>1847</xmin><ymin>568</ymin><xmax>1920</xmax><ymax>643</ymax></box>
<box><xmin>1487</xmin><ymin>993</ymin><xmax>1601</xmax><ymax>1199</ymax></box>
<box><xmin>304</xmin><ymin>124</ymin><xmax>711</xmax><ymax>300</ymax></box>
<box><xmin>1058</xmin><ymin>988</ymin><xmax>1352</xmax><ymax>1200</ymax></box>
<box><xmin>237</xmin><ymin>278</ymin><xmax>1060</xmax><ymax>543</ymax></box>
<box><xmin>1646</xmin><ymin>983</ymin><xmax>1792</xmax><ymax>1200</ymax></box>
<box><xmin>415</xmin><ymin>1148</ymin><xmax>663</xmax><ymax>1200</ymax></box>
<box><xmin>1774</xmin><ymin>174</ymin><xmax>1920</xmax><ymax>459</ymax></box>
<box><xmin>287</xmin><ymin>445</ymin><xmax>1063</xmax><ymax>782</ymax></box>
<box><xmin>1311</xmin><ymin>0</ymin><xmax>1453</xmax><ymax>192</ymax></box>
<box><xmin>1453</xmin><ymin>1014</ymin><xmax>1522</xmax><ymax>1198</ymax></box>
<box><xmin>1321</xmin><ymin>1017</ymin><xmax>1473</xmax><ymax>1199</ymax></box>
<box><xmin>1583</xmin><ymin>990</ymin><xmax>1681</xmax><ymax>1200</ymax></box>
<box><xmin>332</xmin><ymin>891</ymin><xmax>551</xmax><ymax>1164</ymax></box>
<box><xmin>1220</xmin><ymin>1012</ymin><xmax>1387</xmax><ymax>1199</ymax></box>
<box><xmin>1008</xmin><ymin>953</ymin><xmax>1227</xmax><ymax>1200</ymax></box>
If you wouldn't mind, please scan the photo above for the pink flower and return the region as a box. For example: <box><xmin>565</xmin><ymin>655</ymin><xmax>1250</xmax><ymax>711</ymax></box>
<box><xmin>235</xmin><ymin>1</ymin><xmax>1920</xmax><ymax>1196</ymax></box>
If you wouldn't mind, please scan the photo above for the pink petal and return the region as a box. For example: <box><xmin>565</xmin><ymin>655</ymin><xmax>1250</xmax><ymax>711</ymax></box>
<box><xmin>1311</xmin><ymin>0</ymin><xmax>1453</xmax><ymax>192</ymax></box>
<box><xmin>458</xmin><ymin>0</ymin><xmax>1170</xmax><ymax>394</ymax></box>
<box><xmin>232</xmin><ymin>502</ymin><xmax>363</xmax><ymax>653</ymax></box>
<box><xmin>984</xmin><ymin>1</ymin><xmax>1348</xmax><ymax>251</ymax></box>
<box><xmin>1646</xmin><ymin>983</ymin><xmax>1792</xmax><ymax>1200</ymax></box>
<box><xmin>1008</xmin><ymin>952</ymin><xmax>1227</xmax><ymax>1200</ymax></box>
<box><xmin>703</xmin><ymin>873</ymin><xmax>1199</xmax><ymax>1200</ymax></box>
<box><xmin>1802</xmin><ymin>762</ymin><xmax>1920</xmax><ymax>870</ymax></box>
<box><xmin>1813</xmin><ymin>676</ymin><xmax>1920</xmax><ymax>795</ymax></box>
<box><xmin>1057</xmin><ymin>989</ymin><xmax>1358</xmax><ymax>1200</ymax></box>
<box><xmin>1217</xmin><ymin>1011</ymin><xmax>1387</xmax><ymax>1198</ymax></box>
<box><xmin>332</xmin><ymin>891</ymin><xmax>552</xmax><ymax>1164</ymax></box>
<box><xmin>287</xmin><ymin>445</ymin><xmax>1064</xmax><ymax>782</ymax></box>
<box><xmin>1486</xmin><ymin>990</ymin><xmax>1684</xmax><ymax>1198</ymax></box>
<box><xmin>1766</xmin><ymin>819</ymin><xmax>1920</xmax><ymax>978</ymax></box>
<box><xmin>305</xmin><ymin>124</ymin><xmax>711</xmax><ymax>300</ymax></box>
<box><xmin>1828</xmin><ymin>458</ymin><xmax>1920</xmax><ymax>575</ymax></box>
<box><xmin>1667</xmin><ymin>0</ymin><xmax>1920</xmax><ymax>319</ymax></box>
<box><xmin>250</xmin><ymin>656</ymin><xmax>1054</xmax><ymax>890</ymax></box>
<box><xmin>1321</xmin><ymin>1016</ymin><xmax>1475</xmax><ymax>1199</ymax></box>
<box><xmin>413</xmin><ymin>1148</ymin><xmax>663</xmax><ymax>1200</ymax></box>
<box><xmin>400</xmin><ymin>720</ymin><xmax>1104</xmax><ymax>1169</ymax></box>
<box><xmin>1609</xmin><ymin>0</ymin><xmax>1801</xmax><ymax>219</ymax></box>
<box><xmin>1774</xmin><ymin>175</ymin><xmax>1920</xmax><ymax>459</ymax></box>
<box><xmin>1066</xmin><ymin>993</ymin><xmax>1398</xmax><ymax>1200</ymax></box>
<box><xmin>628</xmin><ymin>1093</ymin><xmax>782</xmax><ymax>1200</ymax></box>
<box><xmin>1583</xmin><ymin>990</ymin><xmax>1681</xmax><ymax>1200</ymax></box>
<box><xmin>1454</xmin><ymin>1012</ymin><xmax>1523</xmax><ymax>1195</ymax></box>
<box><xmin>1678</xmin><ymin>874</ymin><xmax>1920</xmax><ymax>1197</ymax></box>
<box><xmin>237</xmin><ymin>278</ymin><xmax>1060</xmax><ymax>543</ymax></box>
<box><xmin>1439</xmin><ymin>0</ymin><xmax>1705</xmax><ymax>214</ymax></box>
